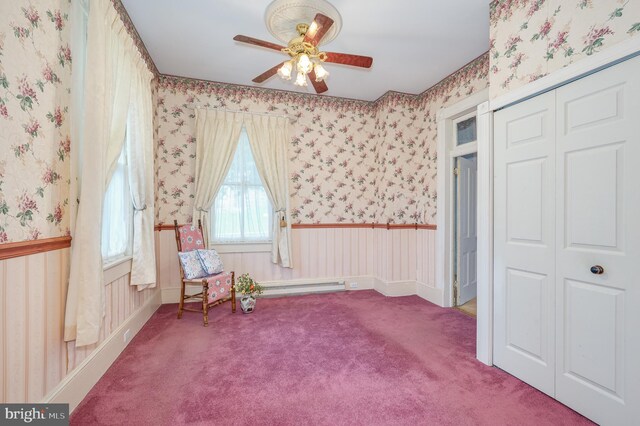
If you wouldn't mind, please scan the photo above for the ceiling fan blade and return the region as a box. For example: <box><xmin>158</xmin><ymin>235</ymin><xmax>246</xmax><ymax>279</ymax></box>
<box><xmin>233</xmin><ymin>35</ymin><xmax>286</xmax><ymax>52</ymax></box>
<box><xmin>324</xmin><ymin>52</ymin><xmax>373</xmax><ymax>68</ymax></box>
<box><xmin>252</xmin><ymin>62</ymin><xmax>285</xmax><ymax>83</ymax></box>
<box><xmin>309</xmin><ymin>70</ymin><xmax>329</xmax><ymax>94</ymax></box>
<box><xmin>304</xmin><ymin>13</ymin><xmax>334</xmax><ymax>46</ymax></box>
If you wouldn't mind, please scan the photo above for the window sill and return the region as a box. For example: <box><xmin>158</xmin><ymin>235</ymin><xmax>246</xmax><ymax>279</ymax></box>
<box><xmin>210</xmin><ymin>242</ymin><xmax>272</xmax><ymax>254</ymax></box>
<box><xmin>103</xmin><ymin>255</ymin><xmax>132</xmax><ymax>284</ymax></box>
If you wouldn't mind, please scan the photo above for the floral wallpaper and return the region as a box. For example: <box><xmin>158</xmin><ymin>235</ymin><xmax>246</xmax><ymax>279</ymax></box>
<box><xmin>154</xmin><ymin>54</ymin><xmax>489</xmax><ymax>225</ymax></box>
<box><xmin>490</xmin><ymin>0</ymin><xmax>640</xmax><ymax>98</ymax></box>
<box><xmin>0</xmin><ymin>0</ymin><xmax>72</xmax><ymax>243</ymax></box>
<box><xmin>154</xmin><ymin>78</ymin><xmax>378</xmax><ymax>225</ymax></box>
<box><xmin>374</xmin><ymin>55</ymin><xmax>489</xmax><ymax>223</ymax></box>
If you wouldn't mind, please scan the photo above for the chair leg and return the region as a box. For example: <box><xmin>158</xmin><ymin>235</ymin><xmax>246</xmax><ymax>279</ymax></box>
<box><xmin>202</xmin><ymin>282</ymin><xmax>209</xmax><ymax>327</ymax></box>
<box><xmin>177</xmin><ymin>280</ymin><xmax>186</xmax><ymax>319</ymax></box>
<box><xmin>231</xmin><ymin>272</ymin><xmax>236</xmax><ymax>313</ymax></box>
<box><xmin>231</xmin><ymin>287</ymin><xmax>236</xmax><ymax>313</ymax></box>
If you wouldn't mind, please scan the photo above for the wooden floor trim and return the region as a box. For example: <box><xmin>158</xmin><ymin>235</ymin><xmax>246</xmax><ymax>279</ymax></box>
<box><xmin>0</xmin><ymin>236</ymin><xmax>72</xmax><ymax>260</ymax></box>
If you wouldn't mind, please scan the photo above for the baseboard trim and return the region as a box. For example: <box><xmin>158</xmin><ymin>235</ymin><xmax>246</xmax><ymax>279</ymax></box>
<box><xmin>374</xmin><ymin>279</ymin><xmax>417</xmax><ymax>297</ymax></box>
<box><xmin>416</xmin><ymin>281</ymin><xmax>444</xmax><ymax>306</ymax></box>
<box><xmin>162</xmin><ymin>275</ymin><xmax>378</xmax><ymax>304</ymax></box>
<box><xmin>42</xmin><ymin>289</ymin><xmax>162</xmax><ymax>413</ymax></box>
<box><xmin>162</xmin><ymin>277</ymin><xmax>444</xmax><ymax>306</ymax></box>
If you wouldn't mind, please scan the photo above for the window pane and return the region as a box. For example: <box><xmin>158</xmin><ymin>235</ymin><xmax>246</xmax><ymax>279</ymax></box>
<box><xmin>456</xmin><ymin>116</ymin><xmax>477</xmax><ymax>145</ymax></box>
<box><xmin>101</xmin><ymin>150</ymin><xmax>131</xmax><ymax>260</ymax></box>
<box><xmin>211</xmin><ymin>127</ymin><xmax>273</xmax><ymax>243</ymax></box>
<box><xmin>244</xmin><ymin>186</ymin><xmax>271</xmax><ymax>240</ymax></box>
<box><xmin>213</xmin><ymin>185</ymin><xmax>243</xmax><ymax>241</ymax></box>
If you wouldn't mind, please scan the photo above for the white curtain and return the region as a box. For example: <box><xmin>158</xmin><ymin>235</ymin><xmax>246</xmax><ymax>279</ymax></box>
<box><xmin>193</xmin><ymin>110</ymin><xmax>243</xmax><ymax>245</ymax></box>
<box><xmin>245</xmin><ymin>115</ymin><xmax>293</xmax><ymax>268</ymax></box>
<box><xmin>64</xmin><ymin>0</ymin><xmax>149</xmax><ymax>346</ymax></box>
<box><xmin>127</xmin><ymin>62</ymin><xmax>156</xmax><ymax>290</ymax></box>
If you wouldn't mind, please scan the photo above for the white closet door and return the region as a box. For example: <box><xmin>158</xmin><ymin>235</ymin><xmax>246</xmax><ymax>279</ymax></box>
<box><xmin>555</xmin><ymin>56</ymin><xmax>640</xmax><ymax>425</ymax></box>
<box><xmin>493</xmin><ymin>91</ymin><xmax>556</xmax><ymax>396</ymax></box>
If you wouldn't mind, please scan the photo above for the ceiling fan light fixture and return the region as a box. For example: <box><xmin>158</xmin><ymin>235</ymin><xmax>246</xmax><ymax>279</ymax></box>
<box><xmin>314</xmin><ymin>62</ymin><xmax>329</xmax><ymax>81</ymax></box>
<box><xmin>277</xmin><ymin>60</ymin><xmax>294</xmax><ymax>80</ymax></box>
<box><xmin>294</xmin><ymin>71</ymin><xmax>308</xmax><ymax>87</ymax></box>
<box><xmin>297</xmin><ymin>53</ymin><xmax>313</xmax><ymax>75</ymax></box>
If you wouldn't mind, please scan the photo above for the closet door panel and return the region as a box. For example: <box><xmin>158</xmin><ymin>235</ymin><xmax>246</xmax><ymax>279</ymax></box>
<box><xmin>493</xmin><ymin>91</ymin><xmax>556</xmax><ymax>396</ymax></box>
<box><xmin>555</xmin><ymin>56</ymin><xmax>640</xmax><ymax>425</ymax></box>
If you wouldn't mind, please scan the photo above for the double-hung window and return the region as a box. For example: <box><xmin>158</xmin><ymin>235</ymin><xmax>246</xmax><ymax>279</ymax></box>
<box><xmin>211</xmin><ymin>128</ymin><xmax>272</xmax><ymax>244</ymax></box>
<box><xmin>101</xmin><ymin>125</ymin><xmax>133</xmax><ymax>263</ymax></box>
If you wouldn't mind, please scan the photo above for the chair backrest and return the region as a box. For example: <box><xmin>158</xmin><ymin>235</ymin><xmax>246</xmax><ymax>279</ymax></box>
<box><xmin>174</xmin><ymin>220</ymin><xmax>205</xmax><ymax>252</ymax></box>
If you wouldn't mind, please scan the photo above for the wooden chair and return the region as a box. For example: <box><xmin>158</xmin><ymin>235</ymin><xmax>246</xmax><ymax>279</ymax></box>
<box><xmin>174</xmin><ymin>220</ymin><xmax>236</xmax><ymax>325</ymax></box>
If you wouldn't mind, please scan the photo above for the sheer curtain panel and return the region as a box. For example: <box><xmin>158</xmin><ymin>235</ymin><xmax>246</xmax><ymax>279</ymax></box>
<box><xmin>193</xmin><ymin>110</ymin><xmax>243</xmax><ymax>245</ymax></box>
<box><xmin>126</xmin><ymin>62</ymin><xmax>156</xmax><ymax>290</ymax></box>
<box><xmin>245</xmin><ymin>115</ymin><xmax>293</xmax><ymax>267</ymax></box>
<box><xmin>64</xmin><ymin>0</ymin><xmax>151</xmax><ymax>346</ymax></box>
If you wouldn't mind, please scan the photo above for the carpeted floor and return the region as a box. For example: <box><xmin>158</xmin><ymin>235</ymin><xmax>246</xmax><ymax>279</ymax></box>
<box><xmin>71</xmin><ymin>291</ymin><xmax>592</xmax><ymax>425</ymax></box>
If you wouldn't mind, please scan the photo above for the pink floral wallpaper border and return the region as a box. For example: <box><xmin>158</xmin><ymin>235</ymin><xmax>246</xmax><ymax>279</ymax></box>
<box><xmin>111</xmin><ymin>0</ymin><xmax>159</xmax><ymax>76</ymax></box>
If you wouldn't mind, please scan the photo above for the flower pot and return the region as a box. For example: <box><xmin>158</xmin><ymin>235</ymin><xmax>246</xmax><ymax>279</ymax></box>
<box><xmin>240</xmin><ymin>295</ymin><xmax>256</xmax><ymax>314</ymax></box>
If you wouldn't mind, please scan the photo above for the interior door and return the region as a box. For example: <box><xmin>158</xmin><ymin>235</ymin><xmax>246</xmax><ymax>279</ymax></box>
<box><xmin>554</xmin><ymin>56</ymin><xmax>640</xmax><ymax>425</ymax></box>
<box><xmin>456</xmin><ymin>154</ymin><xmax>477</xmax><ymax>305</ymax></box>
<box><xmin>493</xmin><ymin>91</ymin><xmax>556</xmax><ymax>396</ymax></box>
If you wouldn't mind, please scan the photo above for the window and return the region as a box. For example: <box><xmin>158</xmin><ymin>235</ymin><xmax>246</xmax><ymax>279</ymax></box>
<box><xmin>211</xmin><ymin>128</ymin><xmax>272</xmax><ymax>243</ymax></box>
<box><xmin>454</xmin><ymin>113</ymin><xmax>477</xmax><ymax>146</ymax></box>
<box><xmin>101</xmin><ymin>144</ymin><xmax>133</xmax><ymax>262</ymax></box>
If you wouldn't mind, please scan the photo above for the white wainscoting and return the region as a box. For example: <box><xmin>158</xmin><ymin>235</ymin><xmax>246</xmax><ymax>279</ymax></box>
<box><xmin>157</xmin><ymin>227</ymin><xmax>440</xmax><ymax>304</ymax></box>
<box><xmin>0</xmin><ymin>245</ymin><xmax>160</xmax><ymax>408</ymax></box>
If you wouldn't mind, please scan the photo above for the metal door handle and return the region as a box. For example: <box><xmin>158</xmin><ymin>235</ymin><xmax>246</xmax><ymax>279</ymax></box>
<box><xmin>590</xmin><ymin>265</ymin><xmax>604</xmax><ymax>275</ymax></box>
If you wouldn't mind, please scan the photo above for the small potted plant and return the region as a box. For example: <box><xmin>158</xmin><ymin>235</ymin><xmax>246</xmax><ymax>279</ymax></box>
<box><xmin>235</xmin><ymin>273</ymin><xmax>264</xmax><ymax>314</ymax></box>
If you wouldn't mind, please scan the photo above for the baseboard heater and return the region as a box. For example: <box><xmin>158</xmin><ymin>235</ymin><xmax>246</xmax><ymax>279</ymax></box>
<box><xmin>260</xmin><ymin>281</ymin><xmax>345</xmax><ymax>298</ymax></box>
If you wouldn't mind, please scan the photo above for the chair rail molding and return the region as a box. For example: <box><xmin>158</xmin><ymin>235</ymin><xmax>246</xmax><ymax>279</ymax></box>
<box><xmin>156</xmin><ymin>223</ymin><xmax>437</xmax><ymax>231</ymax></box>
<box><xmin>0</xmin><ymin>236</ymin><xmax>72</xmax><ymax>260</ymax></box>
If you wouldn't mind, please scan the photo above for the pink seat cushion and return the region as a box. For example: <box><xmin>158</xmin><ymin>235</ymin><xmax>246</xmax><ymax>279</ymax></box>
<box><xmin>206</xmin><ymin>272</ymin><xmax>233</xmax><ymax>303</ymax></box>
<box><xmin>178</xmin><ymin>225</ymin><xmax>205</xmax><ymax>252</ymax></box>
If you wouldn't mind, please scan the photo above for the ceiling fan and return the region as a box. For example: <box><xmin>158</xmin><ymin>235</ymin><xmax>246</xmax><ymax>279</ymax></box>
<box><xmin>233</xmin><ymin>13</ymin><xmax>373</xmax><ymax>94</ymax></box>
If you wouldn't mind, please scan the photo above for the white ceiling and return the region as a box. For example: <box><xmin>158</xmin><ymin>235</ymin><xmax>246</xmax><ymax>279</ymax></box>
<box><xmin>121</xmin><ymin>0</ymin><xmax>489</xmax><ymax>101</ymax></box>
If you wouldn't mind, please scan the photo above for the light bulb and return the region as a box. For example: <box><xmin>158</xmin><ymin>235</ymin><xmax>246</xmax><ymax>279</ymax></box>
<box><xmin>313</xmin><ymin>63</ymin><xmax>329</xmax><ymax>81</ymax></box>
<box><xmin>277</xmin><ymin>60</ymin><xmax>293</xmax><ymax>80</ymax></box>
<box><xmin>294</xmin><ymin>71</ymin><xmax>307</xmax><ymax>87</ymax></box>
<box><xmin>297</xmin><ymin>54</ymin><xmax>313</xmax><ymax>75</ymax></box>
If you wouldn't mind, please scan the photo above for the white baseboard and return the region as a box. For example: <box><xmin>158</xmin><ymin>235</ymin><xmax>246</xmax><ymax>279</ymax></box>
<box><xmin>416</xmin><ymin>281</ymin><xmax>444</xmax><ymax>306</ymax></box>
<box><xmin>43</xmin><ymin>289</ymin><xmax>162</xmax><ymax>413</ymax></box>
<box><xmin>162</xmin><ymin>277</ymin><xmax>443</xmax><ymax>305</ymax></box>
<box><xmin>162</xmin><ymin>287</ymin><xmax>183</xmax><ymax>304</ymax></box>
<box><xmin>374</xmin><ymin>279</ymin><xmax>417</xmax><ymax>297</ymax></box>
<box><xmin>161</xmin><ymin>275</ymin><xmax>378</xmax><ymax>303</ymax></box>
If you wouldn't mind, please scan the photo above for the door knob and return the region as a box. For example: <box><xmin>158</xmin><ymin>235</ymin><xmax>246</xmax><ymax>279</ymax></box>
<box><xmin>590</xmin><ymin>265</ymin><xmax>604</xmax><ymax>275</ymax></box>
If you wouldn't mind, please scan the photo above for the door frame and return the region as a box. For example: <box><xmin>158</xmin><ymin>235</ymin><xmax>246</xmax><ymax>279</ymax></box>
<box><xmin>436</xmin><ymin>90</ymin><xmax>487</xmax><ymax>308</ymax></box>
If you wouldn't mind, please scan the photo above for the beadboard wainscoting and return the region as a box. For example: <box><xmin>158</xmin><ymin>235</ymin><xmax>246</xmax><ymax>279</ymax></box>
<box><xmin>156</xmin><ymin>227</ymin><xmax>440</xmax><ymax>304</ymax></box>
<box><xmin>0</xmin><ymin>244</ymin><xmax>161</xmax><ymax>411</ymax></box>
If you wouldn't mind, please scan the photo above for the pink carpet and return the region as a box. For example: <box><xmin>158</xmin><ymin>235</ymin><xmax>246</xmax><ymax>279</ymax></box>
<box><xmin>71</xmin><ymin>291</ymin><xmax>592</xmax><ymax>425</ymax></box>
